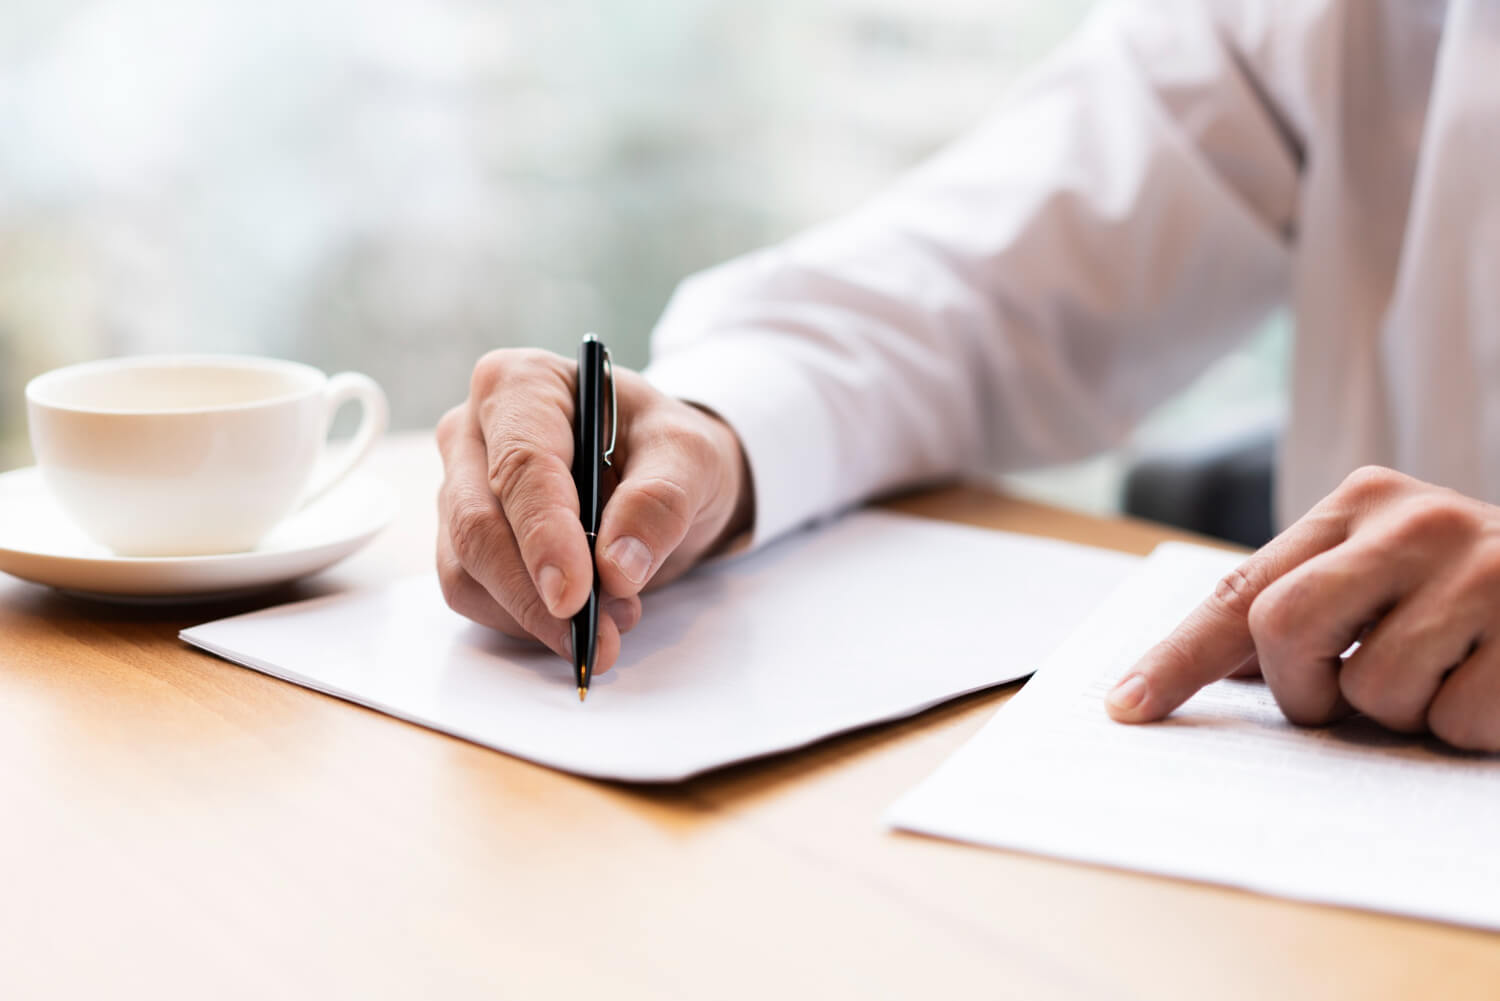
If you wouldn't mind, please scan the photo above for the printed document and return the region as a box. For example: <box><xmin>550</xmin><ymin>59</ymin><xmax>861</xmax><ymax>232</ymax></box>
<box><xmin>889</xmin><ymin>542</ymin><xmax>1500</xmax><ymax>930</ymax></box>
<box><xmin>183</xmin><ymin>511</ymin><xmax>1136</xmax><ymax>782</ymax></box>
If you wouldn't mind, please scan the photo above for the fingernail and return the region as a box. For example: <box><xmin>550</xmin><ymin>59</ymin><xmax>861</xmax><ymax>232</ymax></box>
<box><xmin>538</xmin><ymin>564</ymin><xmax>566</xmax><ymax>612</ymax></box>
<box><xmin>1107</xmin><ymin>673</ymin><xmax>1149</xmax><ymax>713</ymax></box>
<box><xmin>605</xmin><ymin>536</ymin><xmax>653</xmax><ymax>587</ymax></box>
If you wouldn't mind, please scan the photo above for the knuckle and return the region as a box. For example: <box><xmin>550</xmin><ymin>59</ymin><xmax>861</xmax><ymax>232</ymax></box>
<box><xmin>1395</xmin><ymin>496</ymin><xmax>1473</xmax><ymax>540</ymax></box>
<box><xmin>510</xmin><ymin>347</ymin><xmax>561</xmax><ymax>371</ymax></box>
<box><xmin>488</xmin><ymin>439</ymin><xmax>546</xmax><ymax>500</ymax></box>
<box><xmin>448</xmin><ymin>495</ymin><xmax>499</xmax><ymax>566</ymax></box>
<box><xmin>517</xmin><ymin>348</ymin><xmax>565</xmax><ymax>385</ymax></box>
<box><xmin>627</xmin><ymin>475</ymin><xmax>696</xmax><ymax>536</ymax></box>
<box><xmin>470</xmin><ymin>348</ymin><xmax>561</xmax><ymax>398</ymax></box>
<box><xmin>486</xmin><ymin>438</ymin><xmax>575</xmax><ymax>559</ymax></box>
<box><xmin>1247</xmin><ymin>586</ymin><xmax>1295</xmax><ymax>644</ymax></box>
<box><xmin>1247</xmin><ymin>563</ymin><xmax>1336</xmax><ymax>646</ymax></box>
<box><xmin>1369</xmin><ymin>498</ymin><xmax>1478</xmax><ymax>562</ymax></box>
<box><xmin>513</xmin><ymin>505</ymin><xmax>560</xmax><ymax>557</ymax></box>
<box><xmin>1209</xmin><ymin>565</ymin><xmax>1259</xmax><ymax>619</ymax></box>
<box><xmin>1338</xmin><ymin>465</ymin><xmax>1405</xmax><ymax>504</ymax></box>
<box><xmin>469</xmin><ymin>350</ymin><xmax>508</xmax><ymax>398</ymax></box>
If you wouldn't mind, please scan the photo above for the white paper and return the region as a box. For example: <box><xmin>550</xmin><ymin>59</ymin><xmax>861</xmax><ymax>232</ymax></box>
<box><xmin>182</xmin><ymin>510</ymin><xmax>1137</xmax><ymax>782</ymax></box>
<box><xmin>890</xmin><ymin>542</ymin><xmax>1500</xmax><ymax>930</ymax></box>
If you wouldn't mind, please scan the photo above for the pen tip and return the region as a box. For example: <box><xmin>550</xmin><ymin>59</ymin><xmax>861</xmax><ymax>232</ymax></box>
<box><xmin>578</xmin><ymin>687</ymin><xmax>587</xmax><ymax>702</ymax></box>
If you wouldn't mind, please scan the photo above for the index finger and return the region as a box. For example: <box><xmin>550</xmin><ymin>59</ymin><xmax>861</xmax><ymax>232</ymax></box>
<box><xmin>1105</xmin><ymin>508</ymin><xmax>1349</xmax><ymax>724</ymax></box>
<box><xmin>471</xmin><ymin>350</ymin><xmax>594</xmax><ymax>618</ymax></box>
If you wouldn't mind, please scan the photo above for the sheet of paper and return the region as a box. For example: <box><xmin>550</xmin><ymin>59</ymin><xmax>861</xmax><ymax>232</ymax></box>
<box><xmin>889</xmin><ymin>541</ymin><xmax>1500</xmax><ymax>930</ymax></box>
<box><xmin>182</xmin><ymin>510</ymin><xmax>1138</xmax><ymax>782</ymax></box>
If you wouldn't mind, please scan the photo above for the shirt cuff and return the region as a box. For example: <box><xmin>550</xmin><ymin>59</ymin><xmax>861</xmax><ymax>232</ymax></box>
<box><xmin>644</xmin><ymin>334</ymin><xmax>840</xmax><ymax>550</ymax></box>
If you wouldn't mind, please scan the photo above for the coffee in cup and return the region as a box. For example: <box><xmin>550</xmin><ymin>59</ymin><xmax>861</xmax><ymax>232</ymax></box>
<box><xmin>25</xmin><ymin>355</ymin><xmax>389</xmax><ymax>556</ymax></box>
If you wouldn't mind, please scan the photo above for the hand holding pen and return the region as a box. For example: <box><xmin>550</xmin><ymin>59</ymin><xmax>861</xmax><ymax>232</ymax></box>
<box><xmin>433</xmin><ymin>340</ymin><xmax>754</xmax><ymax>691</ymax></box>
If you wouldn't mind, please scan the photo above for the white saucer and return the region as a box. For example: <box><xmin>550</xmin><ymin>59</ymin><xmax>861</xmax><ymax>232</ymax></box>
<box><xmin>0</xmin><ymin>466</ymin><xmax>398</xmax><ymax>603</ymax></box>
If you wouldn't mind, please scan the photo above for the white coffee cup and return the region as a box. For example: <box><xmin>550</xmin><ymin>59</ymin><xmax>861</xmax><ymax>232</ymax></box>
<box><xmin>26</xmin><ymin>354</ymin><xmax>389</xmax><ymax>557</ymax></box>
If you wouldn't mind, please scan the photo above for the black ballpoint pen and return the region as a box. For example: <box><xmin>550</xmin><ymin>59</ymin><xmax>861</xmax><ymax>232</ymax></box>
<box><xmin>571</xmin><ymin>333</ymin><xmax>614</xmax><ymax>701</ymax></box>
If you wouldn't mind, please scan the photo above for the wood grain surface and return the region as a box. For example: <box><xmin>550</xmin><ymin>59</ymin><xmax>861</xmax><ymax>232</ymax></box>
<box><xmin>1</xmin><ymin>433</ymin><xmax>1496</xmax><ymax>1000</ymax></box>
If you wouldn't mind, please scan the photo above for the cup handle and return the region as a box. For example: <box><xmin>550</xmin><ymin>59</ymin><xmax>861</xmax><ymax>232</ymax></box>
<box><xmin>301</xmin><ymin>372</ymin><xmax>389</xmax><ymax>508</ymax></box>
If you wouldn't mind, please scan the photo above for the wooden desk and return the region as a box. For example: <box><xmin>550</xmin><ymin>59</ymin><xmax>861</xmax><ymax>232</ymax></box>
<box><xmin>2</xmin><ymin>433</ymin><xmax>1497</xmax><ymax>1000</ymax></box>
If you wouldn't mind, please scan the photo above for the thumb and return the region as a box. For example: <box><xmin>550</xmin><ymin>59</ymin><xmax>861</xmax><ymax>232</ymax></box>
<box><xmin>1106</xmin><ymin>512</ymin><xmax>1347</xmax><ymax>724</ymax></box>
<box><xmin>595</xmin><ymin>432</ymin><xmax>716</xmax><ymax>599</ymax></box>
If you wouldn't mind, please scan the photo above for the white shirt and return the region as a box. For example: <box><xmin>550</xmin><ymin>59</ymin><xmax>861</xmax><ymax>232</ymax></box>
<box><xmin>644</xmin><ymin>0</ymin><xmax>1499</xmax><ymax>547</ymax></box>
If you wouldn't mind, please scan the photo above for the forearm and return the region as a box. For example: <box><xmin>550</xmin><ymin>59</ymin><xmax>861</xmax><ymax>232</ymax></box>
<box><xmin>648</xmin><ymin>0</ymin><xmax>1299</xmax><ymax>548</ymax></box>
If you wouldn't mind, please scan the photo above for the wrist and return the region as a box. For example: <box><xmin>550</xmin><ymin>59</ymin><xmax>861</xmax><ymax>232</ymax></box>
<box><xmin>700</xmin><ymin>408</ymin><xmax>755</xmax><ymax>556</ymax></box>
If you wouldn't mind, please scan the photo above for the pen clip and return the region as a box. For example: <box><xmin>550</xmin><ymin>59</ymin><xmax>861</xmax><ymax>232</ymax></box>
<box><xmin>602</xmin><ymin>344</ymin><xmax>617</xmax><ymax>468</ymax></box>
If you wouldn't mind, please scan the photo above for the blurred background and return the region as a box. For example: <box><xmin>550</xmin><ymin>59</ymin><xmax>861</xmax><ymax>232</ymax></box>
<box><xmin>0</xmin><ymin>0</ymin><xmax>1286</xmax><ymax>512</ymax></box>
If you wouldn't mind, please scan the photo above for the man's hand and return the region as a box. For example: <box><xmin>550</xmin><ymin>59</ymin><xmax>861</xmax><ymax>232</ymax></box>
<box><xmin>1107</xmin><ymin>466</ymin><xmax>1500</xmax><ymax>751</ymax></box>
<box><xmin>435</xmin><ymin>349</ymin><xmax>753</xmax><ymax>674</ymax></box>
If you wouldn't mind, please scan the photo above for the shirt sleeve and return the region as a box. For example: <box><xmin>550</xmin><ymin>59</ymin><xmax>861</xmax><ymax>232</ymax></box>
<box><xmin>644</xmin><ymin>0</ymin><xmax>1298</xmax><ymax>548</ymax></box>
